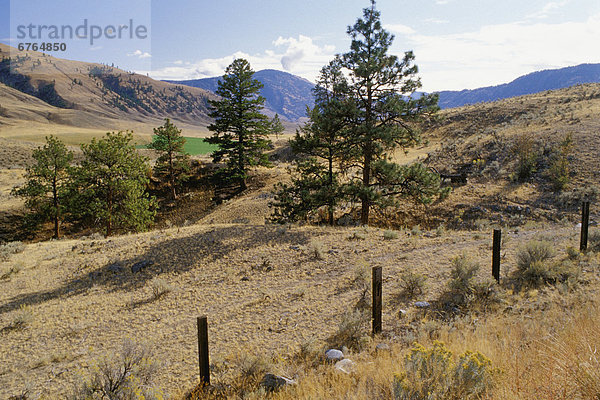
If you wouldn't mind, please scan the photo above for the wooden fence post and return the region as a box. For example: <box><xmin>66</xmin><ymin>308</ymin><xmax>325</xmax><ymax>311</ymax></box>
<box><xmin>580</xmin><ymin>201</ymin><xmax>590</xmax><ymax>252</ymax></box>
<box><xmin>197</xmin><ymin>316</ymin><xmax>210</xmax><ymax>386</ymax></box>
<box><xmin>372</xmin><ymin>266</ymin><xmax>382</xmax><ymax>335</ymax></box>
<box><xmin>492</xmin><ymin>229</ymin><xmax>501</xmax><ymax>283</ymax></box>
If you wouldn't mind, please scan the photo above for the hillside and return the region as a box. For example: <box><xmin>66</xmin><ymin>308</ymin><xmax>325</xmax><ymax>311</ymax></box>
<box><xmin>0</xmin><ymin>43</ymin><xmax>217</xmax><ymax>142</ymax></box>
<box><xmin>167</xmin><ymin>69</ymin><xmax>315</xmax><ymax>122</ymax></box>
<box><xmin>2</xmin><ymin>74</ymin><xmax>600</xmax><ymax>399</ymax></box>
<box><xmin>437</xmin><ymin>63</ymin><xmax>600</xmax><ymax>109</ymax></box>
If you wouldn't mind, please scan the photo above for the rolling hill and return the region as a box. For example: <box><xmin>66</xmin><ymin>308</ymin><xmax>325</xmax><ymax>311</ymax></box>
<box><xmin>437</xmin><ymin>63</ymin><xmax>600</xmax><ymax>109</ymax></box>
<box><xmin>0</xmin><ymin>43</ymin><xmax>216</xmax><ymax>141</ymax></box>
<box><xmin>167</xmin><ymin>69</ymin><xmax>315</xmax><ymax>122</ymax></box>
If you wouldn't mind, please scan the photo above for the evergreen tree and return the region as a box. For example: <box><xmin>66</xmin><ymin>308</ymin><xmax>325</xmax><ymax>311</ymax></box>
<box><xmin>207</xmin><ymin>58</ymin><xmax>273</xmax><ymax>191</ymax></box>
<box><xmin>148</xmin><ymin>118</ymin><xmax>190</xmax><ymax>200</ymax></box>
<box><xmin>12</xmin><ymin>136</ymin><xmax>73</xmax><ymax>238</ymax></box>
<box><xmin>271</xmin><ymin>58</ymin><xmax>354</xmax><ymax>225</ymax></box>
<box><xmin>342</xmin><ymin>0</ymin><xmax>441</xmax><ymax>224</ymax></box>
<box><xmin>73</xmin><ymin>131</ymin><xmax>155</xmax><ymax>236</ymax></box>
<box><xmin>271</xmin><ymin>113</ymin><xmax>284</xmax><ymax>140</ymax></box>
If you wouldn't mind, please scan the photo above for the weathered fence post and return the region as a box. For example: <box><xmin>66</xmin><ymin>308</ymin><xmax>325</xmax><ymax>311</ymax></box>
<box><xmin>580</xmin><ymin>201</ymin><xmax>590</xmax><ymax>252</ymax></box>
<box><xmin>492</xmin><ymin>229</ymin><xmax>501</xmax><ymax>283</ymax></box>
<box><xmin>197</xmin><ymin>316</ymin><xmax>210</xmax><ymax>386</ymax></box>
<box><xmin>372</xmin><ymin>266</ymin><xmax>382</xmax><ymax>335</ymax></box>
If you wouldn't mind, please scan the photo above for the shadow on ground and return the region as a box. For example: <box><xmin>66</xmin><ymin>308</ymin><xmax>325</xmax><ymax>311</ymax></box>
<box><xmin>0</xmin><ymin>224</ymin><xmax>312</xmax><ymax>316</ymax></box>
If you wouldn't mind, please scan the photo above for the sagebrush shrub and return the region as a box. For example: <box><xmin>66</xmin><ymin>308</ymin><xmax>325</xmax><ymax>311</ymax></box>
<box><xmin>0</xmin><ymin>241</ymin><xmax>25</xmax><ymax>261</ymax></box>
<box><xmin>447</xmin><ymin>254</ymin><xmax>480</xmax><ymax>306</ymax></box>
<box><xmin>327</xmin><ymin>309</ymin><xmax>370</xmax><ymax>350</ymax></box>
<box><xmin>516</xmin><ymin>240</ymin><xmax>555</xmax><ymax>285</ymax></box>
<box><xmin>394</xmin><ymin>341</ymin><xmax>497</xmax><ymax>400</ymax></box>
<box><xmin>69</xmin><ymin>339</ymin><xmax>162</xmax><ymax>400</ymax></box>
<box><xmin>588</xmin><ymin>230</ymin><xmax>600</xmax><ymax>253</ymax></box>
<box><xmin>399</xmin><ymin>270</ymin><xmax>427</xmax><ymax>300</ymax></box>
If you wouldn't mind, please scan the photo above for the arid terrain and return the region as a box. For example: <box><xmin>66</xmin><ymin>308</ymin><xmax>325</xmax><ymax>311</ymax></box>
<box><xmin>1</xmin><ymin>77</ymin><xmax>600</xmax><ymax>399</ymax></box>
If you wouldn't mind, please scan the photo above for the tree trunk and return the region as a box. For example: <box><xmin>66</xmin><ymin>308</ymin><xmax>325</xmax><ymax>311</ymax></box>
<box><xmin>169</xmin><ymin>150</ymin><xmax>177</xmax><ymax>200</ymax></box>
<box><xmin>52</xmin><ymin>177</ymin><xmax>60</xmax><ymax>238</ymax></box>
<box><xmin>361</xmin><ymin>148</ymin><xmax>371</xmax><ymax>225</ymax></box>
<box><xmin>106</xmin><ymin>185</ymin><xmax>113</xmax><ymax>236</ymax></box>
<box><xmin>328</xmin><ymin>151</ymin><xmax>335</xmax><ymax>226</ymax></box>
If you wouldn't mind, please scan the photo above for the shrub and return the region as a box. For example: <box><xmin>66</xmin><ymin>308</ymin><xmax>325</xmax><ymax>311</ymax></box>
<box><xmin>515</xmin><ymin>240</ymin><xmax>555</xmax><ymax>285</ymax></box>
<box><xmin>327</xmin><ymin>309</ymin><xmax>370</xmax><ymax>351</ymax></box>
<box><xmin>150</xmin><ymin>278</ymin><xmax>174</xmax><ymax>300</ymax></box>
<box><xmin>548</xmin><ymin>133</ymin><xmax>573</xmax><ymax>191</ymax></box>
<box><xmin>383</xmin><ymin>230</ymin><xmax>399</xmax><ymax>240</ymax></box>
<box><xmin>447</xmin><ymin>254</ymin><xmax>480</xmax><ymax>306</ymax></box>
<box><xmin>511</xmin><ymin>133</ymin><xmax>539</xmax><ymax>182</ymax></box>
<box><xmin>588</xmin><ymin>230</ymin><xmax>600</xmax><ymax>253</ymax></box>
<box><xmin>399</xmin><ymin>270</ymin><xmax>427</xmax><ymax>300</ymax></box>
<box><xmin>515</xmin><ymin>240</ymin><xmax>580</xmax><ymax>287</ymax></box>
<box><xmin>308</xmin><ymin>238</ymin><xmax>326</xmax><ymax>260</ymax></box>
<box><xmin>394</xmin><ymin>341</ymin><xmax>497</xmax><ymax>400</ymax></box>
<box><xmin>69</xmin><ymin>339</ymin><xmax>162</xmax><ymax>400</ymax></box>
<box><xmin>0</xmin><ymin>241</ymin><xmax>25</xmax><ymax>261</ymax></box>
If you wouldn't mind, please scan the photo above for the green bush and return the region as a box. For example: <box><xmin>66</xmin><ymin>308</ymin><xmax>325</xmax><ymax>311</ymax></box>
<box><xmin>394</xmin><ymin>341</ymin><xmax>497</xmax><ymax>400</ymax></box>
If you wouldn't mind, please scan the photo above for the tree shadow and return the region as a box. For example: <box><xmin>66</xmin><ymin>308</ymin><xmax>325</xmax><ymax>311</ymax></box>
<box><xmin>0</xmin><ymin>224</ymin><xmax>311</xmax><ymax>316</ymax></box>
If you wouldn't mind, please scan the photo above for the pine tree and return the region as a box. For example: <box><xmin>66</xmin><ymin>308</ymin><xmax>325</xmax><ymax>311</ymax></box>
<box><xmin>73</xmin><ymin>131</ymin><xmax>155</xmax><ymax>236</ymax></box>
<box><xmin>342</xmin><ymin>0</ymin><xmax>440</xmax><ymax>224</ymax></box>
<box><xmin>12</xmin><ymin>136</ymin><xmax>73</xmax><ymax>238</ymax></box>
<box><xmin>271</xmin><ymin>113</ymin><xmax>284</xmax><ymax>140</ymax></box>
<box><xmin>271</xmin><ymin>58</ymin><xmax>353</xmax><ymax>225</ymax></box>
<box><xmin>148</xmin><ymin>118</ymin><xmax>190</xmax><ymax>200</ymax></box>
<box><xmin>207</xmin><ymin>58</ymin><xmax>273</xmax><ymax>191</ymax></box>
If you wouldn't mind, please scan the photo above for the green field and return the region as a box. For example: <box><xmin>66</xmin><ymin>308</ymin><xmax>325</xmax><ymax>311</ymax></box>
<box><xmin>137</xmin><ymin>137</ymin><xmax>218</xmax><ymax>156</ymax></box>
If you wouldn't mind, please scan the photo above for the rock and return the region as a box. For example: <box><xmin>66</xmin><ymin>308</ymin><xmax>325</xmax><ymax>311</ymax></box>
<box><xmin>398</xmin><ymin>309</ymin><xmax>407</xmax><ymax>318</ymax></box>
<box><xmin>334</xmin><ymin>359</ymin><xmax>356</xmax><ymax>374</ymax></box>
<box><xmin>375</xmin><ymin>343</ymin><xmax>391</xmax><ymax>353</ymax></box>
<box><xmin>131</xmin><ymin>260</ymin><xmax>153</xmax><ymax>273</ymax></box>
<box><xmin>325</xmin><ymin>349</ymin><xmax>344</xmax><ymax>361</ymax></box>
<box><xmin>241</xmin><ymin>276</ymin><xmax>250</xmax><ymax>281</ymax></box>
<box><xmin>107</xmin><ymin>263</ymin><xmax>124</xmax><ymax>274</ymax></box>
<box><xmin>260</xmin><ymin>373</ymin><xmax>295</xmax><ymax>392</ymax></box>
<box><xmin>415</xmin><ymin>301</ymin><xmax>431</xmax><ymax>308</ymax></box>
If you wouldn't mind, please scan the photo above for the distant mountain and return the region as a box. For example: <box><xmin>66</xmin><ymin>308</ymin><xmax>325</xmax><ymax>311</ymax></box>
<box><xmin>167</xmin><ymin>69</ymin><xmax>315</xmax><ymax>122</ymax></box>
<box><xmin>437</xmin><ymin>64</ymin><xmax>600</xmax><ymax>109</ymax></box>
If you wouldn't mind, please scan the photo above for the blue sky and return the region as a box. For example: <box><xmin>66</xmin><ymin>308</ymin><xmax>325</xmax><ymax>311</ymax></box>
<box><xmin>2</xmin><ymin>0</ymin><xmax>600</xmax><ymax>91</ymax></box>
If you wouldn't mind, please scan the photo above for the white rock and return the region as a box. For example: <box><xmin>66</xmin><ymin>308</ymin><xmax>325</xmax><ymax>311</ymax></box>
<box><xmin>334</xmin><ymin>359</ymin><xmax>356</xmax><ymax>374</ymax></box>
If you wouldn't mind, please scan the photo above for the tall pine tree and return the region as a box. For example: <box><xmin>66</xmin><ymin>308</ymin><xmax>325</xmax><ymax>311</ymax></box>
<box><xmin>342</xmin><ymin>0</ymin><xmax>440</xmax><ymax>224</ymax></box>
<box><xmin>148</xmin><ymin>118</ymin><xmax>190</xmax><ymax>200</ymax></box>
<box><xmin>207</xmin><ymin>58</ymin><xmax>273</xmax><ymax>191</ymax></box>
<box><xmin>271</xmin><ymin>58</ymin><xmax>354</xmax><ymax>225</ymax></box>
<box><xmin>12</xmin><ymin>136</ymin><xmax>73</xmax><ymax>238</ymax></box>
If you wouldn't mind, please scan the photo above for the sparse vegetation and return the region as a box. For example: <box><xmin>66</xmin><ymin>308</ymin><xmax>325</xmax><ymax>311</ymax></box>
<box><xmin>150</xmin><ymin>278</ymin><xmax>174</xmax><ymax>300</ymax></box>
<box><xmin>394</xmin><ymin>341</ymin><xmax>497</xmax><ymax>400</ymax></box>
<box><xmin>69</xmin><ymin>339</ymin><xmax>163</xmax><ymax>400</ymax></box>
<box><xmin>327</xmin><ymin>308</ymin><xmax>370</xmax><ymax>351</ymax></box>
<box><xmin>0</xmin><ymin>241</ymin><xmax>25</xmax><ymax>261</ymax></box>
<box><xmin>398</xmin><ymin>270</ymin><xmax>427</xmax><ymax>300</ymax></box>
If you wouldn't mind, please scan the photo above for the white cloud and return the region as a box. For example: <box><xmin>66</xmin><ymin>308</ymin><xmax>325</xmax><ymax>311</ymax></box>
<box><xmin>527</xmin><ymin>1</ymin><xmax>570</xmax><ymax>19</ymax></box>
<box><xmin>424</xmin><ymin>18</ymin><xmax>449</xmax><ymax>24</ymax></box>
<box><xmin>147</xmin><ymin>35</ymin><xmax>336</xmax><ymax>83</ymax></box>
<box><xmin>128</xmin><ymin>49</ymin><xmax>151</xmax><ymax>59</ymax></box>
<box><xmin>398</xmin><ymin>12</ymin><xmax>600</xmax><ymax>91</ymax></box>
<box><xmin>385</xmin><ymin>24</ymin><xmax>416</xmax><ymax>35</ymax></box>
